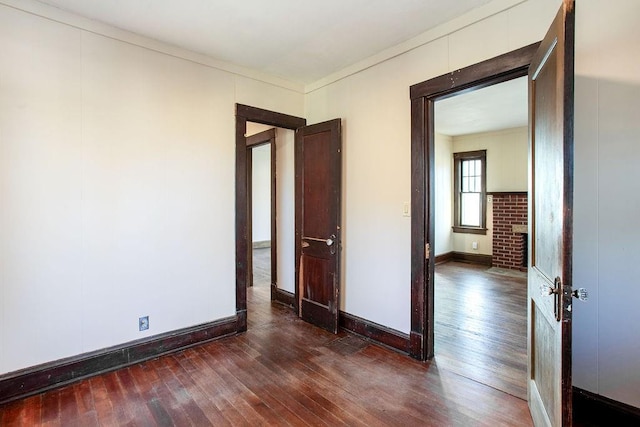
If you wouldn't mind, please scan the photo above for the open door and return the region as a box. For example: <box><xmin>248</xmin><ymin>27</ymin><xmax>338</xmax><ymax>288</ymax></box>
<box><xmin>295</xmin><ymin>119</ymin><xmax>342</xmax><ymax>334</ymax></box>
<box><xmin>528</xmin><ymin>1</ymin><xmax>579</xmax><ymax>426</ymax></box>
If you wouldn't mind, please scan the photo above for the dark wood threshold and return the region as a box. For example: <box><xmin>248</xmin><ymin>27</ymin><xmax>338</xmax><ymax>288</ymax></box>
<box><xmin>0</xmin><ymin>316</ymin><xmax>238</xmax><ymax>405</ymax></box>
<box><xmin>436</xmin><ymin>251</ymin><xmax>492</xmax><ymax>267</ymax></box>
<box><xmin>574</xmin><ymin>387</ymin><xmax>640</xmax><ymax>426</ymax></box>
<box><xmin>339</xmin><ymin>311</ymin><xmax>410</xmax><ymax>354</ymax></box>
<box><xmin>271</xmin><ymin>285</ymin><xmax>295</xmax><ymax>307</ymax></box>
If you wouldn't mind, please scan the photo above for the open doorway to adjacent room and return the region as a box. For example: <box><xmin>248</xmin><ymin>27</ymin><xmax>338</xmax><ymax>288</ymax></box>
<box><xmin>245</xmin><ymin>122</ymin><xmax>297</xmax><ymax>320</ymax></box>
<box><xmin>246</xmin><ymin>124</ymin><xmax>275</xmax><ymax>291</ymax></box>
<box><xmin>432</xmin><ymin>76</ymin><xmax>529</xmax><ymax>399</ymax></box>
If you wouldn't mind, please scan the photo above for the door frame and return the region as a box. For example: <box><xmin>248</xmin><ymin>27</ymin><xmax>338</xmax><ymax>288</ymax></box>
<box><xmin>235</xmin><ymin>104</ymin><xmax>306</xmax><ymax>332</ymax></box>
<box><xmin>246</xmin><ymin>128</ymin><xmax>276</xmax><ymax>289</ymax></box>
<box><xmin>408</xmin><ymin>43</ymin><xmax>540</xmax><ymax>360</ymax></box>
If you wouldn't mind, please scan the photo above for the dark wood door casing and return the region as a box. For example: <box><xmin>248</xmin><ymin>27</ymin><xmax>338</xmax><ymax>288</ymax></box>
<box><xmin>408</xmin><ymin>43</ymin><xmax>540</xmax><ymax>360</ymax></box>
<box><xmin>235</xmin><ymin>104</ymin><xmax>306</xmax><ymax>332</ymax></box>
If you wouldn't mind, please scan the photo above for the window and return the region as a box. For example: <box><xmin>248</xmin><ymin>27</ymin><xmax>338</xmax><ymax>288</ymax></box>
<box><xmin>453</xmin><ymin>150</ymin><xmax>487</xmax><ymax>234</ymax></box>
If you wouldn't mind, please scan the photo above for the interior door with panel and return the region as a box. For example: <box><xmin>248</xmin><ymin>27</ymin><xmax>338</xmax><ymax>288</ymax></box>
<box><xmin>295</xmin><ymin>119</ymin><xmax>342</xmax><ymax>334</ymax></box>
<box><xmin>527</xmin><ymin>1</ymin><xmax>585</xmax><ymax>426</ymax></box>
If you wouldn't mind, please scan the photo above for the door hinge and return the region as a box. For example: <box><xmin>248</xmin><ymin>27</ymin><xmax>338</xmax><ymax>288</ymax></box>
<box><xmin>425</xmin><ymin>243</ymin><xmax>431</xmax><ymax>260</ymax></box>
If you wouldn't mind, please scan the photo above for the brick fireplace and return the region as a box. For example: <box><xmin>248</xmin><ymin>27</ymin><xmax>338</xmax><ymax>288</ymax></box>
<box><xmin>491</xmin><ymin>192</ymin><xmax>528</xmax><ymax>271</ymax></box>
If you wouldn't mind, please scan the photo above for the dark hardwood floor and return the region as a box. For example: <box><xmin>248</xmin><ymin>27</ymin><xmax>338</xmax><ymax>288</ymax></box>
<box><xmin>435</xmin><ymin>261</ymin><xmax>528</xmax><ymax>400</ymax></box>
<box><xmin>0</xmin><ymin>252</ymin><xmax>533</xmax><ymax>426</ymax></box>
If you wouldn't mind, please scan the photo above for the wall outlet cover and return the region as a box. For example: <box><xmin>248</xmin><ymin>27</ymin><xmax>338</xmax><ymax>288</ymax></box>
<box><xmin>139</xmin><ymin>316</ymin><xmax>149</xmax><ymax>331</ymax></box>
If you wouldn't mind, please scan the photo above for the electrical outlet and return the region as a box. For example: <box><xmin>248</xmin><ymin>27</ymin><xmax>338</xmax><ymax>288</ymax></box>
<box><xmin>472</xmin><ymin>241</ymin><xmax>478</xmax><ymax>250</ymax></box>
<box><xmin>139</xmin><ymin>316</ymin><xmax>149</xmax><ymax>331</ymax></box>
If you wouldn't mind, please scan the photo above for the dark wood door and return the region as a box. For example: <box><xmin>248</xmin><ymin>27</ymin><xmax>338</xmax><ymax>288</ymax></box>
<box><xmin>527</xmin><ymin>1</ymin><xmax>575</xmax><ymax>426</ymax></box>
<box><xmin>295</xmin><ymin>119</ymin><xmax>342</xmax><ymax>334</ymax></box>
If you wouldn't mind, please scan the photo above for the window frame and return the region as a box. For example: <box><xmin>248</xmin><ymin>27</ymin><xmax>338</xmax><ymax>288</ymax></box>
<box><xmin>453</xmin><ymin>150</ymin><xmax>487</xmax><ymax>235</ymax></box>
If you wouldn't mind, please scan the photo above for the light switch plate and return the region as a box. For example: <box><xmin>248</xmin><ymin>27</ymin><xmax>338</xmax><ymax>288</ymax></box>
<box><xmin>403</xmin><ymin>202</ymin><xmax>410</xmax><ymax>217</ymax></box>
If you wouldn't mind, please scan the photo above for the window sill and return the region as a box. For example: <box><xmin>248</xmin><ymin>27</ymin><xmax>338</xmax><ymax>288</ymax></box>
<box><xmin>452</xmin><ymin>226</ymin><xmax>487</xmax><ymax>235</ymax></box>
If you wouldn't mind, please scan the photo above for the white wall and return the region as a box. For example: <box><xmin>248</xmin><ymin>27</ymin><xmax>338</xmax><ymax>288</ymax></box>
<box><xmin>435</xmin><ymin>133</ymin><xmax>453</xmax><ymax>256</ymax></box>
<box><xmin>0</xmin><ymin>3</ymin><xmax>303</xmax><ymax>374</ymax></box>
<box><xmin>448</xmin><ymin>127</ymin><xmax>528</xmax><ymax>255</ymax></box>
<box><xmin>251</xmin><ymin>144</ymin><xmax>271</xmax><ymax>243</ymax></box>
<box><xmin>275</xmin><ymin>129</ymin><xmax>296</xmax><ymax>294</ymax></box>
<box><xmin>573</xmin><ymin>0</ymin><xmax>640</xmax><ymax>409</ymax></box>
<box><xmin>305</xmin><ymin>0</ymin><xmax>560</xmax><ymax>334</ymax></box>
<box><xmin>451</xmin><ymin>209</ymin><xmax>495</xmax><ymax>255</ymax></box>
<box><xmin>452</xmin><ymin>127</ymin><xmax>528</xmax><ymax>192</ymax></box>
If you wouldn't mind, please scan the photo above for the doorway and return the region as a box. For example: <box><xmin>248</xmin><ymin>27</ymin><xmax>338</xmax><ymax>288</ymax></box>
<box><xmin>432</xmin><ymin>77</ymin><xmax>529</xmax><ymax>398</ymax></box>
<box><xmin>408</xmin><ymin>43</ymin><xmax>539</xmax><ymax>361</ymax></box>
<box><xmin>412</xmin><ymin>4</ymin><xmax>577</xmax><ymax>422</ymax></box>
<box><xmin>246</xmin><ymin>126</ymin><xmax>275</xmax><ymax>291</ymax></box>
<box><xmin>246</xmin><ymin>123</ymin><xmax>298</xmax><ymax>304</ymax></box>
<box><xmin>236</xmin><ymin>105</ymin><xmax>343</xmax><ymax>335</ymax></box>
<box><xmin>235</xmin><ymin>105</ymin><xmax>306</xmax><ymax>332</ymax></box>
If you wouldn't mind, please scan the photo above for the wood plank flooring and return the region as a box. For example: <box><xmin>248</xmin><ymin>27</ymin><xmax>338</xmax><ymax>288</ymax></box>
<box><xmin>435</xmin><ymin>262</ymin><xmax>528</xmax><ymax>400</ymax></box>
<box><xmin>0</xmin><ymin>254</ymin><xmax>533</xmax><ymax>426</ymax></box>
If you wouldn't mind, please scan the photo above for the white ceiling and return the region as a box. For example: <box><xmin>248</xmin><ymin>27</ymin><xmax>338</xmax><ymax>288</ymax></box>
<box><xmin>34</xmin><ymin>0</ymin><xmax>494</xmax><ymax>85</ymax></box>
<box><xmin>435</xmin><ymin>76</ymin><xmax>528</xmax><ymax>136</ymax></box>
<box><xmin>33</xmin><ymin>0</ymin><xmax>528</xmax><ymax>134</ymax></box>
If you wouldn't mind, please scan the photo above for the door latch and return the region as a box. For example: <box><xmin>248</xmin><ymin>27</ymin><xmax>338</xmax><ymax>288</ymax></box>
<box><xmin>541</xmin><ymin>277</ymin><xmax>588</xmax><ymax>321</ymax></box>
